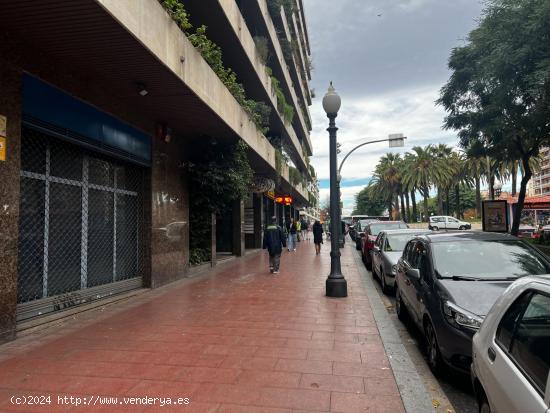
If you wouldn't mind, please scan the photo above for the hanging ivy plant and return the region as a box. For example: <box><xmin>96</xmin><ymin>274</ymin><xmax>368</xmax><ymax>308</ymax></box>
<box><xmin>160</xmin><ymin>1</ymin><xmax>271</xmax><ymax>134</ymax></box>
<box><xmin>266</xmin><ymin>67</ymin><xmax>294</xmax><ymax>124</ymax></box>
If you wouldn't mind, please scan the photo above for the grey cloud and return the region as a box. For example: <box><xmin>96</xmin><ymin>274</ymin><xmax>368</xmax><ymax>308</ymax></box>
<box><xmin>304</xmin><ymin>0</ymin><xmax>483</xmax><ymax>98</ymax></box>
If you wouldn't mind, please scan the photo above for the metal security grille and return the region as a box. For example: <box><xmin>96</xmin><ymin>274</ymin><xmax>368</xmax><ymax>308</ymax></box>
<box><xmin>17</xmin><ymin>127</ymin><xmax>144</xmax><ymax>319</ymax></box>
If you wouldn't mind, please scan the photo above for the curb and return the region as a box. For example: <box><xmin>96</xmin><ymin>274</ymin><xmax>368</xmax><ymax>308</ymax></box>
<box><xmin>352</xmin><ymin>248</ymin><xmax>434</xmax><ymax>413</ymax></box>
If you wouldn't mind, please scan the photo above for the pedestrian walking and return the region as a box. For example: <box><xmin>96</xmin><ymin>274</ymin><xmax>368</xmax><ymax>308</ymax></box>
<box><xmin>301</xmin><ymin>219</ymin><xmax>309</xmax><ymax>241</ymax></box>
<box><xmin>286</xmin><ymin>218</ymin><xmax>298</xmax><ymax>251</ymax></box>
<box><xmin>296</xmin><ymin>219</ymin><xmax>302</xmax><ymax>242</ymax></box>
<box><xmin>263</xmin><ymin>216</ymin><xmax>286</xmax><ymax>274</ymax></box>
<box><xmin>312</xmin><ymin>220</ymin><xmax>323</xmax><ymax>255</ymax></box>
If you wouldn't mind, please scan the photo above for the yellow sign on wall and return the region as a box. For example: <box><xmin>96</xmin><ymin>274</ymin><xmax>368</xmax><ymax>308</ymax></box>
<box><xmin>0</xmin><ymin>136</ymin><xmax>6</xmax><ymax>161</ymax></box>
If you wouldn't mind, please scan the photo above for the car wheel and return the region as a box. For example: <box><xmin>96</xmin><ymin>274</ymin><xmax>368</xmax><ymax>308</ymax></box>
<box><xmin>479</xmin><ymin>396</ymin><xmax>492</xmax><ymax>413</ymax></box>
<box><xmin>424</xmin><ymin>319</ymin><xmax>444</xmax><ymax>376</ymax></box>
<box><xmin>365</xmin><ymin>255</ymin><xmax>372</xmax><ymax>271</ymax></box>
<box><xmin>459</xmin><ymin>225</ymin><xmax>465</xmax><ymax>230</ymax></box>
<box><xmin>356</xmin><ymin>240</ymin><xmax>361</xmax><ymax>250</ymax></box>
<box><xmin>381</xmin><ymin>268</ymin><xmax>391</xmax><ymax>295</ymax></box>
<box><xmin>395</xmin><ymin>286</ymin><xmax>407</xmax><ymax>322</ymax></box>
<box><xmin>431</xmin><ymin>226</ymin><xmax>439</xmax><ymax>231</ymax></box>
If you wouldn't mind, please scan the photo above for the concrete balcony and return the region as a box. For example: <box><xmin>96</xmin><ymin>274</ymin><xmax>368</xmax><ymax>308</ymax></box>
<box><xmin>245</xmin><ymin>0</ymin><xmax>313</xmax><ymax>155</ymax></box>
<box><xmin>182</xmin><ymin>0</ymin><xmax>310</xmax><ymax>177</ymax></box>
<box><xmin>290</xmin><ymin>12</ymin><xmax>312</xmax><ymax>104</ymax></box>
<box><xmin>277</xmin><ymin>6</ymin><xmax>313</xmax><ymax>131</ymax></box>
<box><xmin>0</xmin><ymin>0</ymin><xmax>309</xmax><ymax>206</ymax></box>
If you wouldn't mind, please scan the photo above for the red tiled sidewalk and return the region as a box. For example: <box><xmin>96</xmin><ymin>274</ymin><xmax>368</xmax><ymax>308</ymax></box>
<box><xmin>0</xmin><ymin>241</ymin><xmax>405</xmax><ymax>413</ymax></box>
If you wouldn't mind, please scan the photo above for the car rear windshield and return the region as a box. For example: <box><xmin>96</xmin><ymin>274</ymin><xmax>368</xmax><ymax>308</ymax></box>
<box><xmin>370</xmin><ymin>223</ymin><xmax>407</xmax><ymax>236</ymax></box>
<box><xmin>385</xmin><ymin>234</ymin><xmax>415</xmax><ymax>251</ymax></box>
<box><xmin>432</xmin><ymin>240</ymin><xmax>550</xmax><ymax>279</ymax></box>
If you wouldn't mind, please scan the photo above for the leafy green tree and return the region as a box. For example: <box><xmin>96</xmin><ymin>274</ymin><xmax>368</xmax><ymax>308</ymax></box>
<box><xmin>438</xmin><ymin>0</ymin><xmax>550</xmax><ymax>235</ymax></box>
<box><xmin>353</xmin><ymin>187</ymin><xmax>386</xmax><ymax>216</ymax></box>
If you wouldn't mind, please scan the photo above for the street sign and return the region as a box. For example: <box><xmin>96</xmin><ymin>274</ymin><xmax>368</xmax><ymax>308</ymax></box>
<box><xmin>388</xmin><ymin>133</ymin><xmax>405</xmax><ymax>147</ymax></box>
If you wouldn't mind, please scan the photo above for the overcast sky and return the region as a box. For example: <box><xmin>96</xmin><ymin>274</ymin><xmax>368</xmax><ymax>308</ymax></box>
<box><xmin>303</xmin><ymin>0</ymin><xmax>485</xmax><ymax>214</ymax></box>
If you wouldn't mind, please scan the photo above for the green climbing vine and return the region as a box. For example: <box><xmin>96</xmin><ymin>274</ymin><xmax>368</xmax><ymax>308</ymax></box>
<box><xmin>187</xmin><ymin>139</ymin><xmax>254</xmax><ymax>265</ymax></box>
<box><xmin>160</xmin><ymin>0</ymin><xmax>271</xmax><ymax>134</ymax></box>
<box><xmin>266</xmin><ymin>67</ymin><xmax>294</xmax><ymax>124</ymax></box>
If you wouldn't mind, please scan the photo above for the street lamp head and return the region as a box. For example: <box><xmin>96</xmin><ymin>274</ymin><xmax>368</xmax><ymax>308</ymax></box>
<box><xmin>322</xmin><ymin>81</ymin><xmax>341</xmax><ymax>116</ymax></box>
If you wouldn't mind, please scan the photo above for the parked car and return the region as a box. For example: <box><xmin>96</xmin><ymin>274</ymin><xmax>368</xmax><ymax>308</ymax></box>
<box><xmin>394</xmin><ymin>231</ymin><xmax>550</xmax><ymax>374</ymax></box>
<box><xmin>429</xmin><ymin>215</ymin><xmax>472</xmax><ymax>231</ymax></box>
<box><xmin>361</xmin><ymin>221</ymin><xmax>409</xmax><ymax>270</ymax></box>
<box><xmin>371</xmin><ymin>229</ymin><xmax>432</xmax><ymax>294</ymax></box>
<box><xmin>353</xmin><ymin>219</ymin><xmax>378</xmax><ymax>248</ymax></box>
<box><xmin>517</xmin><ymin>224</ymin><xmax>537</xmax><ymax>238</ymax></box>
<box><xmin>471</xmin><ymin>275</ymin><xmax>550</xmax><ymax>413</ymax></box>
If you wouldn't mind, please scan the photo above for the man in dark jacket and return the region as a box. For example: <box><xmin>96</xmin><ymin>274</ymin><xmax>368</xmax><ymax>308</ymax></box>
<box><xmin>263</xmin><ymin>216</ymin><xmax>287</xmax><ymax>274</ymax></box>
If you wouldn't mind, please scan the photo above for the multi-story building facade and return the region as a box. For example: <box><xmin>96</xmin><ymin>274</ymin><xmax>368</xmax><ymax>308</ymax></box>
<box><xmin>527</xmin><ymin>147</ymin><xmax>550</xmax><ymax>196</ymax></box>
<box><xmin>0</xmin><ymin>0</ymin><xmax>314</xmax><ymax>342</ymax></box>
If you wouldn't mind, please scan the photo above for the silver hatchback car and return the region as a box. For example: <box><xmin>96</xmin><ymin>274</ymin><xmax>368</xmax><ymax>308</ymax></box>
<box><xmin>471</xmin><ymin>275</ymin><xmax>550</xmax><ymax>413</ymax></box>
<box><xmin>371</xmin><ymin>229</ymin><xmax>432</xmax><ymax>294</ymax></box>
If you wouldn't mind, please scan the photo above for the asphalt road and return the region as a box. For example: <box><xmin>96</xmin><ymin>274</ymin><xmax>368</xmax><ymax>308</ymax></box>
<box><xmin>359</xmin><ymin>249</ymin><xmax>478</xmax><ymax>413</ymax></box>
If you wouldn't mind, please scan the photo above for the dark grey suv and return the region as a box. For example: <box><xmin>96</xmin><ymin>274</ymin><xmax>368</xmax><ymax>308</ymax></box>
<box><xmin>394</xmin><ymin>231</ymin><xmax>550</xmax><ymax>374</ymax></box>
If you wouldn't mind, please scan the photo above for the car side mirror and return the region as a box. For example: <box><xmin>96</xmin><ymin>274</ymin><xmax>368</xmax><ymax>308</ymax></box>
<box><xmin>406</xmin><ymin>268</ymin><xmax>420</xmax><ymax>280</ymax></box>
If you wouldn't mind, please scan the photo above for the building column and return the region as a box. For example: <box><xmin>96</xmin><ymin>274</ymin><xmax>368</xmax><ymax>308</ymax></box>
<box><xmin>232</xmin><ymin>199</ymin><xmax>245</xmax><ymax>256</ymax></box>
<box><xmin>0</xmin><ymin>63</ymin><xmax>22</xmax><ymax>343</ymax></box>
<box><xmin>210</xmin><ymin>213</ymin><xmax>217</xmax><ymax>267</ymax></box>
<box><xmin>253</xmin><ymin>194</ymin><xmax>263</xmax><ymax>248</ymax></box>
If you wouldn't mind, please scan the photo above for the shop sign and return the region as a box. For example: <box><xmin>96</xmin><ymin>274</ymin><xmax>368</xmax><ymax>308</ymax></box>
<box><xmin>274</xmin><ymin>195</ymin><xmax>293</xmax><ymax>205</ymax></box>
<box><xmin>0</xmin><ymin>115</ymin><xmax>6</xmax><ymax>161</ymax></box>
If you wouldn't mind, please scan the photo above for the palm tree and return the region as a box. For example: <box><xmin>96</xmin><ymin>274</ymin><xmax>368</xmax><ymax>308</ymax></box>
<box><xmin>431</xmin><ymin>144</ymin><xmax>454</xmax><ymax>214</ymax></box>
<box><xmin>401</xmin><ymin>154</ymin><xmax>419</xmax><ymax>222</ymax></box>
<box><xmin>450</xmin><ymin>152</ymin><xmax>474</xmax><ymax>218</ymax></box>
<box><xmin>369</xmin><ymin>153</ymin><xmax>403</xmax><ymax>219</ymax></box>
<box><xmin>402</xmin><ymin>147</ymin><xmax>435</xmax><ymax>222</ymax></box>
<box><xmin>464</xmin><ymin>153</ymin><xmax>485</xmax><ymax>218</ymax></box>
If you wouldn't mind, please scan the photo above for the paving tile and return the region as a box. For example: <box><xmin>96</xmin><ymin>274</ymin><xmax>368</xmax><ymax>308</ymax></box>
<box><xmin>236</xmin><ymin>370</ymin><xmax>301</xmax><ymax>388</ymax></box>
<box><xmin>274</xmin><ymin>359</ymin><xmax>332</xmax><ymax>375</ymax></box>
<box><xmin>220</xmin><ymin>356</ymin><xmax>278</xmax><ymax>371</ymax></box>
<box><xmin>218</xmin><ymin>405</ymin><xmax>291</xmax><ymax>413</ymax></box>
<box><xmin>284</xmin><ymin>339</ymin><xmax>333</xmax><ymax>350</ymax></box>
<box><xmin>255</xmin><ymin>347</ymin><xmax>308</xmax><ymax>360</ymax></box>
<box><xmin>203</xmin><ymin>344</ymin><xmax>259</xmax><ymax>357</ymax></box>
<box><xmin>333</xmin><ymin>362</ymin><xmax>394</xmax><ymax>379</ymax></box>
<box><xmin>257</xmin><ymin>387</ymin><xmax>330</xmax><ymax>411</ymax></box>
<box><xmin>306</xmin><ymin>349</ymin><xmax>362</xmax><ymax>363</ymax></box>
<box><xmin>330</xmin><ymin>392</ymin><xmax>405</xmax><ymax>413</ymax></box>
<box><xmin>299</xmin><ymin>374</ymin><xmax>364</xmax><ymax>393</ymax></box>
<box><xmin>176</xmin><ymin>366</ymin><xmax>241</xmax><ymax>384</ymax></box>
<box><xmin>192</xmin><ymin>383</ymin><xmax>262</xmax><ymax>405</ymax></box>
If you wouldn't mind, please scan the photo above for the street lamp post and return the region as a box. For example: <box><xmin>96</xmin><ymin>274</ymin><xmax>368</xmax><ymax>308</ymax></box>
<box><xmin>337</xmin><ymin>134</ymin><xmax>406</xmax><ymax>229</ymax></box>
<box><xmin>323</xmin><ymin>82</ymin><xmax>347</xmax><ymax>297</ymax></box>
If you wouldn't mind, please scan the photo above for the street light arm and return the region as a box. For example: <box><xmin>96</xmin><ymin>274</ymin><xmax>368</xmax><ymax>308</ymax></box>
<box><xmin>338</xmin><ymin>138</ymin><xmax>393</xmax><ymax>176</ymax></box>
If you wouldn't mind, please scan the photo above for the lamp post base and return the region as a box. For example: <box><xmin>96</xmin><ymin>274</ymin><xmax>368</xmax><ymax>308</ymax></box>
<box><xmin>326</xmin><ymin>277</ymin><xmax>348</xmax><ymax>297</ymax></box>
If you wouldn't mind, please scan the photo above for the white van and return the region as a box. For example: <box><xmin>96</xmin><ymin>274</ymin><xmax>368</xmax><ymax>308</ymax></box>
<box><xmin>429</xmin><ymin>215</ymin><xmax>471</xmax><ymax>230</ymax></box>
